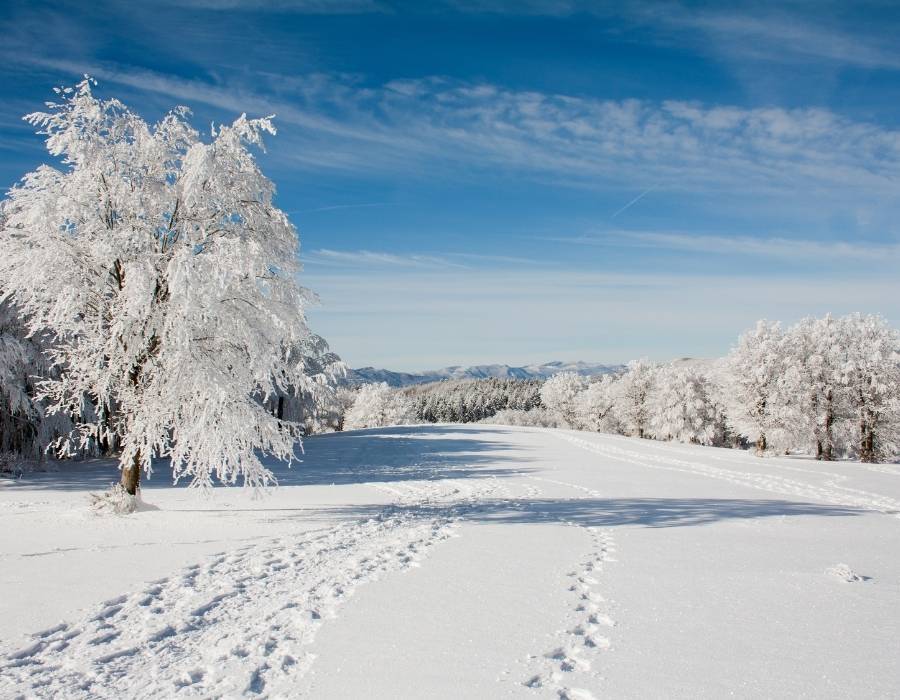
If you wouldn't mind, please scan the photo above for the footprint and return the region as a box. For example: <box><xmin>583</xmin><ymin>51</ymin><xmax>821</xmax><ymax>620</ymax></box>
<box><xmin>247</xmin><ymin>665</ymin><xmax>267</xmax><ymax>694</ymax></box>
<box><xmin>94</xmin><ymin>646</ymin><xmax>138</xmax><ymax>664</ymax></box>
<box><xmin>587</xmin><ymin>613</ymin><xmax>615</xmax><ymax>627</ymax></box>
<box><xmin>91</xmin><ymin>605</ymin><xmax>123</xmax><ymax>622</ymax></box>
<box><xmin>33</xmin><ymin>623</ymin><xmax>68</xmax><ymax>638</ymax></box>
<box><xmin>583</xmin><ymin>635</ymin><xmax>610</xmax><ymax>650</ymax></box>
<box><xmin>89</xmin><ymin>631</ymin><xmax>119</xmax><ymax>646</ymax></box>
<box><xmin>524</xmin><ymin>674</ymin><xmax>544</xmax><ymax>688</ymax></box>
<box><xmin>174</xmin><ymin>669</ymin><xmax>205</xmax><ymax>687</ymax></box>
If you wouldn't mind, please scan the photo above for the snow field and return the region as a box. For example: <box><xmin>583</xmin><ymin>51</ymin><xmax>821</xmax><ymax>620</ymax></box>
<box><xmin>2</xmin><ymin>424</ymin><xmax>899</xmax><ymax>698</ymax></box>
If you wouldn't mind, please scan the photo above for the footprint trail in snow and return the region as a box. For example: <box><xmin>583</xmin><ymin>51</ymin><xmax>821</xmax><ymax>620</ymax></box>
<box><xmin>518</xmin><ymin>475</ymin><xmax>619</xmax><ymax>700</ymax></box>
<box><xmin>0</xmin><ymin>474</ymin><xmax>508</xmax><ymax>699</ymax></box>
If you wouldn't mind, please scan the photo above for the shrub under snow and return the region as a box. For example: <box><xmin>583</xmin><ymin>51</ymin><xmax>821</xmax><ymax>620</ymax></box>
<box><xmin>344</xmin><ymin>383</ymin><xmax>417</xmax><ymax>430</ymax></box>
<box><xmin>479</xmin><ymin>407</ymin><xmax>566</xmax><ymax>429</ymax></box>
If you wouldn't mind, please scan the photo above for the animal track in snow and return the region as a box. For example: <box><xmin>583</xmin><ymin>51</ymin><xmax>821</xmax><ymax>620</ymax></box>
<box><xmin>554</xmin><ymin>432</ymin><xmax>900</xmax><ymax>518</ymax></box>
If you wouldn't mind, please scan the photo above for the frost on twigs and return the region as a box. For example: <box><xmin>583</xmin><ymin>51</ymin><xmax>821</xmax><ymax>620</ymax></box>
<box><xmin>89</xmin><ymin>483</ymin><xmax>138</xmax><ymax>515</ymax></box>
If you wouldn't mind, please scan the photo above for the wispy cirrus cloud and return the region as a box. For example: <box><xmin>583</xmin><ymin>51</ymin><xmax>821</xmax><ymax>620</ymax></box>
<box><xmin>13</xmin><ymin>57</ymin><xmax>900</xmax><ymax>203</ymax></box>
<box><xmin>641</xmin><ymin>5</ymin><xmax>900</xmax><ymax>71</ymax></box>
<box><xmin>548</xmin><ymin>230</ymin><xmax>900</xmax><ymax>262</ymax></box>
<box><xmin>162</xmin><ymin>0</ymin><xmax>383</xmax><ymax>11</ymax></box>
<box><xmin>303</xmin><ymin>249</ymin><xmax>469</xmax><ymax>269</ymax></box>
<box><xmin>289</xmin><ymin>202</ymin><xmax>398</xmax><ymax>214</ymax></box>
<box><xmin>303</xmin><ymin>248</ymin><xmax>553</xmax><ymax>269</ymax></box>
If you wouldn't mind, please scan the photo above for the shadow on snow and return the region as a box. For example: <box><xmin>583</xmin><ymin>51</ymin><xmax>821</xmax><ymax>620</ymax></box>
<box><xmin>0</xmin><ymin>425</ymin><xmax>534</xmax><ymax>492</ymax></box>
<box><xmin>310</xmin><ymin>497</ymin><xmax>866</xmax><ymax>529</ymax></box>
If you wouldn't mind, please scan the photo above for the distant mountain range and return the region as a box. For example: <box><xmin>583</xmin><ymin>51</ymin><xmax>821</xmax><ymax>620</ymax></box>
<box><xmin>347</xmin><ymin>360</ymin><xmax>623</xmax><ymax>387</ymax></box>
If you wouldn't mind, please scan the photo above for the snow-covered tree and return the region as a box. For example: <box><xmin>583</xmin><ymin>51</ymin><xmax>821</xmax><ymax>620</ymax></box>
<box><xmin>265</xmin><ymin>333</ymin><xmax>345</xmax><ymax>434</ymax></box>
<box><xmin>0</xmin><ymin>299</ymin><xmax>38</xmax><ymax>453</ymax></box>
<box><xmin>721</xmin><ymin>321</ymin><xmax>786</xmax><ymax>455</ymax></box>
<box><xmin>648</xmin><ymin>364</ymin><xmax>718</xmax><ymax>444</ymax></box>
<box><xmin>539</xmin><ymin>371</ymin><xmax>589</xmax><ymax>428</ymax></box>
<box><xmin>837</xmin><ymin>314</ymin><xmax>900</xmax><ymax>462</ymax></box>
<box><xmin>576</xmin><ymin>374</ymin><xmax>622</xmax><ymax>434</ymax></box>
<box><xmin>0</xmin><ymin>79</ymin><xmax>329</xmax><ymax>494</ymax></box>
<box><xmin>344</xmin><ymin>383</ymin><xmax>417</xmax><ymax>430</ymax></box>
<box><xmin>0</xmin><ymin>298</ymin><xmax>81</xmax><ymax>458</ymax></box>
<box><xmin>780</xmin><ymin>316</ymin><xmax>847</xmax><ymax>459</ymax></box>
<box><xmin>615</xmin><ymin>359</ymin><xmax>657</xmax><ymax>438</ymax></box>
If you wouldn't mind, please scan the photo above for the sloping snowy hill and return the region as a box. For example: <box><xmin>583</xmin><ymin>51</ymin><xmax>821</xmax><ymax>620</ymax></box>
<box><xmin>1</xmin><ymin>426</ymin><xmax>899</xmax><ymax>698</ymax></box>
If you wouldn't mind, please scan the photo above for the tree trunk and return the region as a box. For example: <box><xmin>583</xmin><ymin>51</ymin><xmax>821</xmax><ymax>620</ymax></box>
<box><xmin>822</xmin><ymin>389</ymin><xmax>834</xmax><ymax>461</ymax></box>
<box><xmin>755</xmin><ymin>433</ymin><xmax>766</xmax><ymax>456</ymax></box>
<box><xmin>815</xmin><ymin>440</ymin><xmax>823</xmax><ymax>460</ymax></box>
<box><xmin>811</xmin><ymin>392</ymin><xmax>822</xmax><ymax>460</ymax></box>
<box><xmin>859</xmin><ymin>417</ymin><xmax>876</xmax><ymax>463</ymax></box>
<box><xmin>120</xmin><ymin>449</ymin><xmax>141</xmax><ymax>495</ymax></box>
<box><xmin>277</xmin><ymin>396</ymin><xmax>285</xmax><ymax>420</ymax></box>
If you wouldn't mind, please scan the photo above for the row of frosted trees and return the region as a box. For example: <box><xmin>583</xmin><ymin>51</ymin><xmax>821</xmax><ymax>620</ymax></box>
<box><xmin>538</xmin><ymin>314</ymin><xmax>899</xmax><ymax>462</ymax></box>
<box><xmin>340</xmin><ymin>313</ymin><xmax>899</xmax><ymax>463</ymax></box>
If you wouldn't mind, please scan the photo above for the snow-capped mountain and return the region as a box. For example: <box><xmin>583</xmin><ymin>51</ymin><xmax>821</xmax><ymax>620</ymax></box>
<box><xmin>347</xmin><ymin>360</ymin><xmax>622</xmax><ymax>387</ymax></box>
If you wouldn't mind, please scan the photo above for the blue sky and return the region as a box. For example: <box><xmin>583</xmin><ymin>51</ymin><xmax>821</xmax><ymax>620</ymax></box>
<box><xmin>2</xmin><ymin>1</ymin><xmax>899</xmax><ymax>370</ymax></box>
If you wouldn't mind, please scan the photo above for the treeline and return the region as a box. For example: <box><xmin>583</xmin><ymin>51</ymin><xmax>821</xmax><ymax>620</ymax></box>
<box><xmin>531</xmin><ymin>314</ymin><xmax>900</xmax><ymax>463</ymax></box>
<box><xmin>404</xmin><ymin>377</ymin><xmax>544</xmax><ymax>423</ymax></box>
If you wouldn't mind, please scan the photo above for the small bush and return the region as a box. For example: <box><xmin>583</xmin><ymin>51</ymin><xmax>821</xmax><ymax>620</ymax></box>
<box><xmin>89</xmin><ymin>483</ymin><xmax>138</xmax><ymax>515</ymax></box>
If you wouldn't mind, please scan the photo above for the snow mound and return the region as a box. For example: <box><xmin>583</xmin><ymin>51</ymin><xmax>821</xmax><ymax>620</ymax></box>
<box><xmin>825</xmin><ymin>563</ymin><xmax>866</xmax><ymax>583</ymax></box>
<box><xmin>89</xmin><ymin>484</ymin><xmax>138</xmax><ymax>515</ymax></box>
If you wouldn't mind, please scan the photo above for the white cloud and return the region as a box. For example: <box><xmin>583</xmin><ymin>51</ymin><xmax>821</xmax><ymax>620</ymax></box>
<box><xmin>656</xmin><ymin>8</ymin><xmax>900</xmax><ymax>71</ymax></box>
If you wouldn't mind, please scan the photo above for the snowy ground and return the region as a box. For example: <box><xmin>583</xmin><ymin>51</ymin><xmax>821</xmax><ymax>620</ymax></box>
<box><xmin>1</xmin><ymin>425</ymin><xmax>899</xmax><ymax>699</ymax></box>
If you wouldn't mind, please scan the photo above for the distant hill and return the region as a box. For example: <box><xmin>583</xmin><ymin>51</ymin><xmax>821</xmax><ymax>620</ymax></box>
<box><xmin>347</xmin><ymin>360</ymin><xmax>622</xmax><ymax>387</ymax></box>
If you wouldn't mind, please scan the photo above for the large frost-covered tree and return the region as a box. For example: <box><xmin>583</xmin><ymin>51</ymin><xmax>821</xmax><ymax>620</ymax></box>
<box><xmin>616</xmin><ymin>359</ymin><xmax>657</xmax><ymax>438</ymax></box>
<box><xmin>539</xmin><ymin>371</ymin><xmax>589</xmax><ymax>428</ymax></box>
<box><xmin>780</xmin><ymin>316</ymin><xmax>845</xmax><ymax>460</ymax></box>
<box><xmin>0</xmin><ymin>79</ymin><xmax>328</xmax><ymax>494</ymax></box>
<box><xmin>837</xmin><ymin>314</ymin><xmax>900</xmax><ymax>462</ymax></box>
<box><xmin>721</xmin><ymin>321</ymin><xmax>785</xmax><ymax>455</ymax></box>
<box><xmin>0</xmin><ymin>298</ymin><xmax>39</xmax><ymax>454</ymax></box>
<box><xmin>576</xmin><ymin>374</ymin><xmax>622</xmax><ymax>434</ymax></box>
<box><xmin>648</xmin><ymin>365</ymin><xmax>719</xmax><ymax>445</ymax></box>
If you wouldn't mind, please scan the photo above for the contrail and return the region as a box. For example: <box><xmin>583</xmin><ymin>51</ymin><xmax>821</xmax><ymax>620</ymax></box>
<box><xmin>611</xmin><ymin>185</ymin><xmax>657</xmax><ymax>220</ymax></box>
<box><xmin>289</xmin><ymin>202</ymin><xmax>395</xmax><ymax>214</ymax></box>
